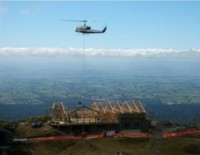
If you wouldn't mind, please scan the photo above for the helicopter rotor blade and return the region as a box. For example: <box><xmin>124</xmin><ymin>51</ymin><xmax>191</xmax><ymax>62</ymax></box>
<box><xmin>60</xmin><ymin>19</ymin><xmax>87</xmax><ymax>23</ymax></box>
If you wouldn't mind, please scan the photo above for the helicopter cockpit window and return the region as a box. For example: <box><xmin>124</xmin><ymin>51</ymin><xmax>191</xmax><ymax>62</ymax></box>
<box><xmin>86</xmin><ymin>26</ymin><xmax>91</xmax><ymax>30</ymax></box>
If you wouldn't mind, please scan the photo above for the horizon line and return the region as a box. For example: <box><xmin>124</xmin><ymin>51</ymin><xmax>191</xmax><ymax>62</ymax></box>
<box><xmin>0</xmin><ymin>47</ymin><xmax>200</xmax><ymax>57</ymax></box>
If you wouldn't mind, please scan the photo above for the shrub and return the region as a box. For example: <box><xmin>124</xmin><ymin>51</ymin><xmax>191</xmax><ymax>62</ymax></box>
<box><xmin>184</xmin><ymin>143</ymin><xmax>200</xmax><ymax>154</ymax></box>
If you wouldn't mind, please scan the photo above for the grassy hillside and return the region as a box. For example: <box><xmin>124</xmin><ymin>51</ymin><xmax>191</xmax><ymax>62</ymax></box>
<box><xmin>9</xmin><ymin>136</ymin><xmax>200</xmax><ymax>155</ymax></box>
<box><xmin>1</xmin><ymin>116</ymin><xmax>200</xmax><ymax>155</ymax></box>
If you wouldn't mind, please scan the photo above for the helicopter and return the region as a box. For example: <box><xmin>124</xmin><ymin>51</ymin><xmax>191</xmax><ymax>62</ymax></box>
<box><xmin>61</xmin><ymin>20</ymin><xmax>107</xmax><ymax>34</ymax></box>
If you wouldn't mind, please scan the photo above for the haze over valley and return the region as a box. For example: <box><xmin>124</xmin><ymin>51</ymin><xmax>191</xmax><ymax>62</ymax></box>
<box><xmin>0</xmin><ymin>52</ymin><xmax>200</xmax><ymax>124</ymax></box>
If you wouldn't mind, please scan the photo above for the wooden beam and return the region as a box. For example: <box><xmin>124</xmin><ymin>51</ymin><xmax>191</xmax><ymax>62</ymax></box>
<box><xmin>138</xmin><ymin>100</ymin><xmax>146</xmax><ymax>113</ymax></box>
<box><xmin>117</xmin><ymin>101</ymin><xmax>124</xmax><ymax>113</ymax></box>
<box><xmin>125</xmin><ymin>101</ymin><xmax>133</xmax><ymax>113</ymax></box>
<box><xmin>99</xmin><ymin>102</ymin><xmax>106</xmax><ymax>113</ymax></box>
<box><xmin>109</xmin><ymin>101</ymin><xmax>116</xmax><ymax>113</ymax></box>
<box><xmin>132</xmin><ymin>101</ymin><xmax>140</xmax><ymax>113</ymax></box>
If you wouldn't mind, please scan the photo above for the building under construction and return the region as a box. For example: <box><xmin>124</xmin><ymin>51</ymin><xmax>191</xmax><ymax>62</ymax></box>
<box><xmin>49</xmin><ymin>100</ymin><xmax>150</xmax><ymax>133</ymax></box>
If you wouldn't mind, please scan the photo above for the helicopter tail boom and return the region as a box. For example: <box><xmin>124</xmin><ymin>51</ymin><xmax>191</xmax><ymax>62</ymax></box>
<box><xmin>102</xmin><ymin>27</ymin><xmax>107</xmax><ymax>33</ymax></box>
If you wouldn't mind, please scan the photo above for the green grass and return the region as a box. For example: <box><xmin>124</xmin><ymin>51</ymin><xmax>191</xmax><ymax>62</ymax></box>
<box><xmin>9</xmin><ymin>136</ymin><xmax>200</xmax><ymax>155</ymax></box>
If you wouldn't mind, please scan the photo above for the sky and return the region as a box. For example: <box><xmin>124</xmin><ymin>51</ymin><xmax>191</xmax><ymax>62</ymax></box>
<box><xmin>0</xmin><ymin>1</ymin><xmax>200</xmax><ymax>57</ymax></box>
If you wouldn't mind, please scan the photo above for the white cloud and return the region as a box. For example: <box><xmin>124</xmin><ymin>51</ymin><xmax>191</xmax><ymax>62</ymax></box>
<box><xmin>20</xmin><ymin>9</ymin><xmax>30</xmax><ymax>16</ymax></box>
<box><xmin>20</xmin><ymin>7</ymin><xmax>42</xmax><ymax>16</ymax></box>
<box><xmin>0</xmin><ymin>47</ymin><xmax>200</xmax><ymax>58</ymax></box>
<box><xmin>0</xmin><ymin>6</ymin><xmax>7</xmax><ymax>16</ymax></box>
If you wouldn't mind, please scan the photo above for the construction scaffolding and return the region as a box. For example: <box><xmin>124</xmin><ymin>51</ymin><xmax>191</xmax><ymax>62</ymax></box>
<box><xmin>50</xmin><ymin>100</ymin><xmax>150</xmax><ymax>132</ymax></box>
<box><xmin>50</xmin><ymin>100</ymin><xmax>147</xmax><ymax>124</ymax></box>
<box><xmin>50</xmin><ymin>102</ymin><xmax>66</xmax><ymax>125</ymax></box>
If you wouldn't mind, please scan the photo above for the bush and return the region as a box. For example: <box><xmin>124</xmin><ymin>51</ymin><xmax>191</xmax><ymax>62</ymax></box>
<box><xmin>184</xmin><ymin>143</ymin><xmax>200</xmax><ymax>154</ymax></box>
<box><xmin>116</xmin><ymin>137</ymin><xmax>149</xmax><ymax>145</ymax></box>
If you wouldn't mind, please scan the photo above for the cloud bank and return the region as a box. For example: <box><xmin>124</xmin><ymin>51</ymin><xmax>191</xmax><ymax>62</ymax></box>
<box><xmin>20</xmin><ymin>7</ymin><xmax>42</xmax><ymax>16</ymax></box>
<box><xmin>0</xmin><ymin>47</ymin><xmax>200</xmax><ymax>58</ymax></box>
<box><xmin>0</xmin><ymin>6</ymin><xmax>7</xmax><ymax>16</ymax></box>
